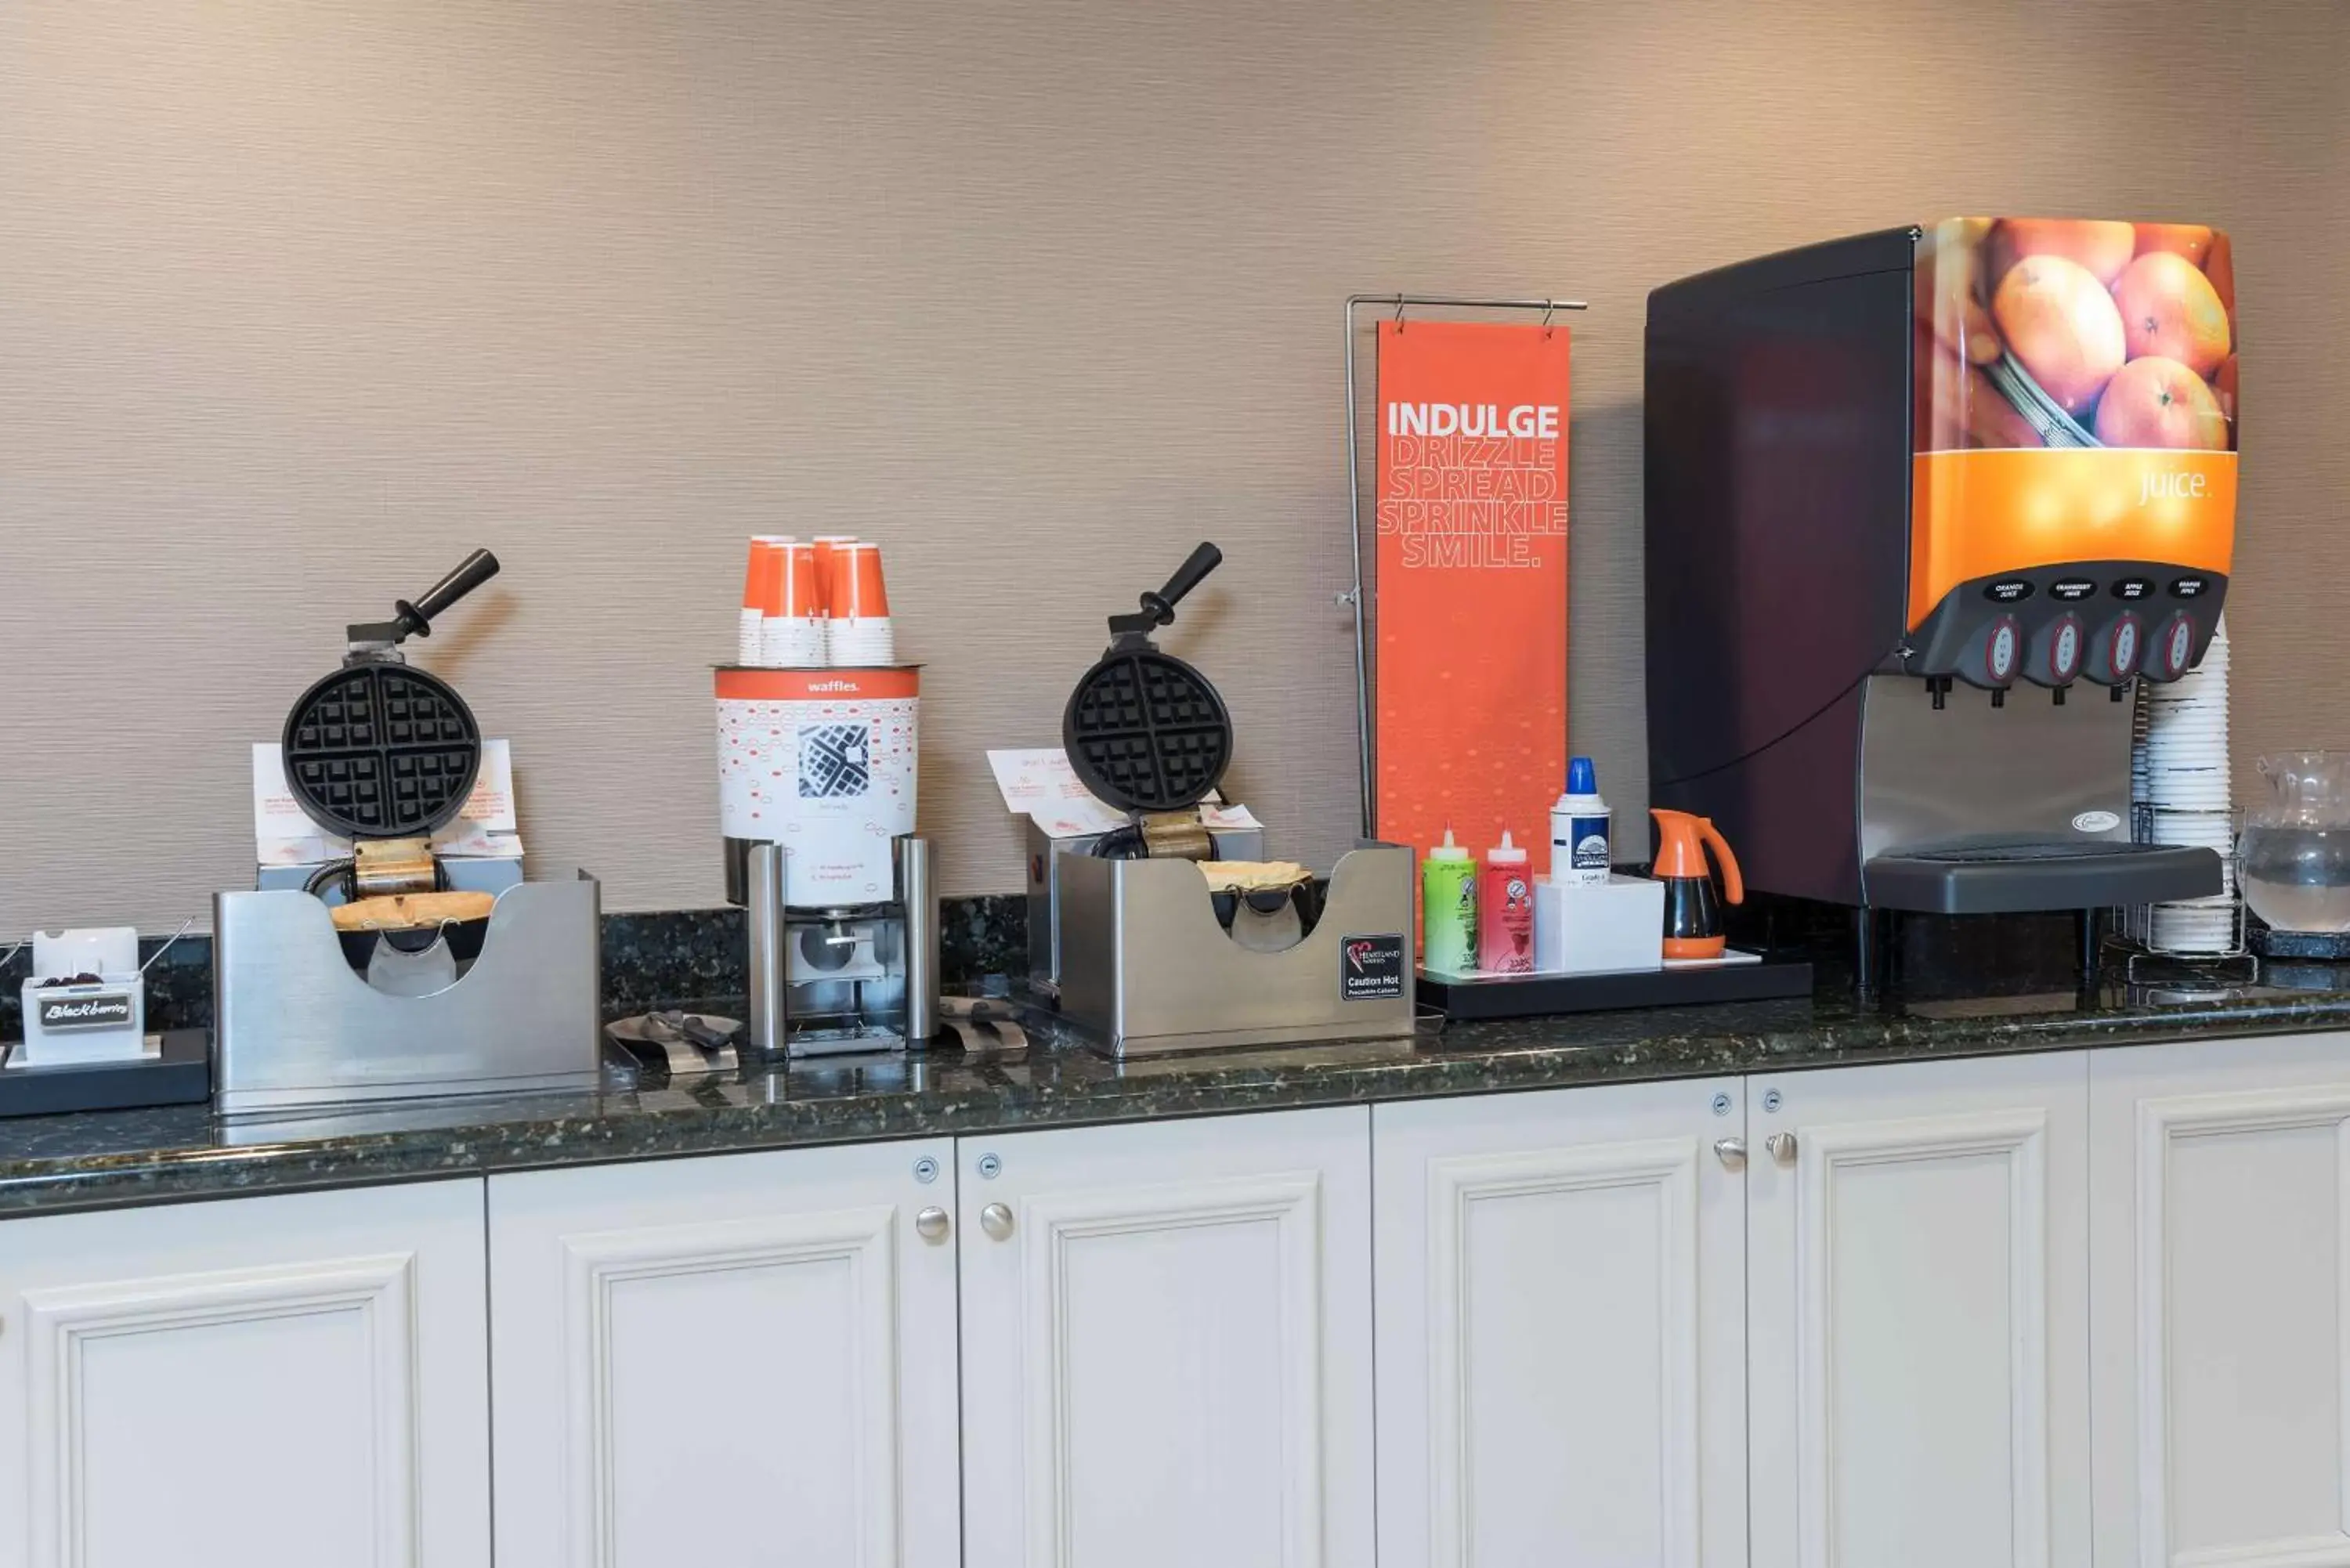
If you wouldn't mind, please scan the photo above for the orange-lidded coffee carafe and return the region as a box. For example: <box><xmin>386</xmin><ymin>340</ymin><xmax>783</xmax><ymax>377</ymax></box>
<box><xmin>1651</xmin><ymin>808</ymin><xmax>1744</xmax><ymax>959</ymax></box>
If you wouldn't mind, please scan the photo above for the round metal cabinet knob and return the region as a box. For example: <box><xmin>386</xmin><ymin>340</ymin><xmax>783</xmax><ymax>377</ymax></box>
<box><xmin>915</xmin><ymin>1206</ymin><xmax>950</xmax><ymax>1243</ymax></box>
<box><xmin>1766</xmin><ymin>1132</ymin><xmax>1799</xmax><ymax>1165</ymax></box>
<box><xmin>980</xmin><ymin>1201</ymin><xmax>1015</xmax><ymax>1241</ymax></box>
<box><xmin>1714</xmin><ymin>1137</ymin><xmax>1747</xmax><ymax>1169</ymax></box>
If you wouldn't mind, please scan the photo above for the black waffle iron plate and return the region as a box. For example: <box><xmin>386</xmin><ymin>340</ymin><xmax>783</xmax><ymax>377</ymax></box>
<box><xmin>1062</xmin><ymin>542</ymin><xmax>1231</xmax><ymax>817</ymax></box>
<box><xmin>283</xmin><ymin>662</ymin><xmax>482</xmax><ymax>841</ymax></box>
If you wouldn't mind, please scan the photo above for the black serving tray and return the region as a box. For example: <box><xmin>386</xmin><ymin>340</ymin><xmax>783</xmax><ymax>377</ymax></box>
<box><xmin>0</xmin><ymin>1028</ymin><xmax>212</xmax><ymax>1118</ymax></box>
<box><xmin>1418</xmin><ymin>951</ymin><xmax>1814</xmax><ymax>1022</ymax></box>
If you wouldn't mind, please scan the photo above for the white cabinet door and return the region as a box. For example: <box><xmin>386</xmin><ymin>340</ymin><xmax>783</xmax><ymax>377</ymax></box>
<box><xmin>956</xmin><ymin>1107</ymin><xmax>1373</xmax><ymax>1568</ymax></box>
<box><xmin>1372</xmin><ymin>1078</ymin><xmax>1748</xmax><ymax>1568</ymax></box>
<box><xmin>2089</xmin><ymin>1032</ymin><xmax>2350</xmax><ymax>1568</ymax></box>
<box><xmin>487</xmin><ymin>1140</ymin><xmax>960</xmax><ymax>1568</ymax></box>
<box><xmin>1748</xmin><ymin>1052</ymin><xmax>2090</xmax><ymax>1568</ymax></box>
<box><xmin>0</xmin><ymin>1180</ymin><xmax>490</xmax><ymax>1568</ymax></box>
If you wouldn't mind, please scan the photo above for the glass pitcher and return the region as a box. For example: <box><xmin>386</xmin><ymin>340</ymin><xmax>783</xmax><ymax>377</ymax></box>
<box><xmin>2239</xmin><ymin>752</ymin><xmax>2350</xmax><ymax>933</ymax></box>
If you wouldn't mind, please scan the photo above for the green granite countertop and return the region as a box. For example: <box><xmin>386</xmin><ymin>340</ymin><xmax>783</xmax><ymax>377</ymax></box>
<box><xmin>7</xmin><ymin>973</ymin><xmax>2350</xmax><ymax>1217</ymax></box>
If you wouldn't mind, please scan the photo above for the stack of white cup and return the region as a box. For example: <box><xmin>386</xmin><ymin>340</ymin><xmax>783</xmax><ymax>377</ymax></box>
<box><xmin>737</xmin><ymin>536</ymin><xmax>790</xmax><ymax>665</ymax></box>
<box><xmin>827</xmin><ymin>623</ymin><xmax>895</xmax><ymax>664</ymax></box>
<box><xmin>758</xmin><ymin>539</ymin><xmax>826</xmax><ymax>667</ymax></box>
<box><xmin>736</xmin><ymin>533</ymin><xmax>897</xmax><ymax>668</ymax></box>
<box><xmin>2141</xmin><ymin>616</ymin><xmax>2236</xmax><ymax>953</ymax></box>
<box><xmin>823</xmin><ymin>540</ymin><xmax>896</xmax><ymax>667</ymax></box>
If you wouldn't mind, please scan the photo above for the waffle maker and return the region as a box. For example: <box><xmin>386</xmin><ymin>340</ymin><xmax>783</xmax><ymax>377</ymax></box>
<box><xmin>1048</xmin><ymin>544</ymin><xmax>1417</xmax><ymax>1057</ymax></box>
<box><xmin>280</xmin><ymin>550</ymin><xmax>500</xmax><ymax>963</ymax></box>
<box><xmin>1061</xmin><ymin>544</ymin><xmax>1317</xmax><ymax>937</ymax></box>
<box><xmin>211</xmin><ymin>551</ymin><xmax>606</xmax><ymax>1114</ymax></box>
<box><xmin>1064</xmin><ymin>541</ymin><xmax>1232</xmax><ymax>863</ymax></box>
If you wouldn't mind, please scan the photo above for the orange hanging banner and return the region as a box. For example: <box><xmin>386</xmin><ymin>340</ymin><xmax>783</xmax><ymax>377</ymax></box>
<box><xmin>1373</xmin><ymin>319</ymin><xmax>1570</xmax><ymax>880</ymax></box>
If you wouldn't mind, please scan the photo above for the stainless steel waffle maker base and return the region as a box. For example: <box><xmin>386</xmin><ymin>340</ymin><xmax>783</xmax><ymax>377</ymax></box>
<box><xmin>1057</xmin><ymin>845</ymin><xmax>1416</xmax><ymax>1055</ymax></box>
<box><xmin>1025</xmin><ymin>817</ymin><xmax>1264</xmax><ymax>995</ymax></box>
<box><xmin>215</xmin><ymin>874</ymin><xmax>604</xmax><ymax>1113</ymax></box>
<box><xmin>1045</xmin><ymin>544</ymin><xmax>1416</xmax><ymax>1057</ymax></box>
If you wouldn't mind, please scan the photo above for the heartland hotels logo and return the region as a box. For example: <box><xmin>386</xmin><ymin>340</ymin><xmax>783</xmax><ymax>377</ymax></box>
<box><xmin>1339</xmin><ymin>934</ymin><xmax>1405</xmax><ymax>1002</ymax></box>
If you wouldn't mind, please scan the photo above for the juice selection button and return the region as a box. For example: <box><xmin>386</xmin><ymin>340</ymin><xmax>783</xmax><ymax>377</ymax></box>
<box><xmin>2050</xmin><ymin>579</ymin><xmax>2098</xmax><ymax>602</ymax></box>
<box><xmin>2047</xmin><ymin>616</ymin><xmax>2083</xmax><ymax>683</ymax></box>
<box><xmin>1983</xmin><ymin>579</ymin><xmax>2035</xmax><ymax>605</ymax></box>
<box><xmin>1985</xmin><ymin>617</ymin><xmax>2021</xmax><ymax>684</ymax></box>
<box><xmin>2152</xmin><ymin>614</ymin><xmax>2199</xmax><ymax>681</ymax></box>
<box><xmin>2110</xmin><ymin>617</ymin><xmax>2141</xmax><ymax>677</ymax></box>
<box><xmin>2170</xmin><ymin>576</ymin><xmax>2213</xmax><ymax>599</ymax></box>
<box><xmin>2113</xmin><ymin>577</ymin><xmax>2155</xmax><ymax>601</ymax></box>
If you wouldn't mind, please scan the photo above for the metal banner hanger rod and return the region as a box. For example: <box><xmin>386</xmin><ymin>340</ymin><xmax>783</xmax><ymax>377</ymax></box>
<box><xmin>1340</xmin><ymin>292</ymin><xmax>1590</xmax><ymax>836</ymax></box>
<box><xmin>1347</xmin><ymin>293</ymin><xmax>1592</xmax><ymax>314</ymax></box>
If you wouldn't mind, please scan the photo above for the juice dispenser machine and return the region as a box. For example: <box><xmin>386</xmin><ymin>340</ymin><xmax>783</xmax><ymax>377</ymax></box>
<box><xmin>1644</xmin><ymin>219</ymin><xmax>2238</xmax><ymax>914</ymax></box>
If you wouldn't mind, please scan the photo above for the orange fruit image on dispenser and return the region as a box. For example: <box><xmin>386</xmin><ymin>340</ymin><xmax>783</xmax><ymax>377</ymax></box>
<box><xmin>1989</xmin><ymin>218</ymin><xmax>2136</xmax><ymax>287</ymax></box>
<box><xmin>2113</xmin><ymin>251</ymin><xmax>2232</xmax><ymax>378</ymax></box>
<box><xmin>1916</xmin><ymin>219</ymin><xmax>2001</xmax><ymax>365</ymax></box>
<box><xmin>2095</xmin><ymin>356</ymin><xmax>2229</xmax><ymax>450</ymax></box>
<box><xmin>1993</xmin><ymin>255</ymin><xmax>2128</xmax><ymax>414</ymax></box>
<box><xmin>1909</xmin><ymin>216</ymin><xmax>2238</xmax><ymax>627</ymax></box>
<box><xmin>2204</xmin><ymin>231</ymin><xmax>2236</xmax><ymax>318</ymax></box>
<box><xmin>2135</xmin><ymin>222</ymin><xmax>2215</xmax><ymax>268</ymax></box>
<box><xmin>1916</xmin><ymin>323</ymin><xmax>2041</xmax><ymax>448</ymax></box>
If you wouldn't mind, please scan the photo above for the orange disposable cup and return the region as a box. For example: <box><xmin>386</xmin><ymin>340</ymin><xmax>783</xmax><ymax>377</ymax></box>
<box><xmin>812</xmin><ymin>536</ymin><xmax>858</xmax><ymax>616</ymax></box>
<box><xmin>833</xmin><ymin>541</ymin><xmax>891</xmax><ymax>620</ymax></box>
<box><xmin>738</xmin><ymin>540</ymin><xmax>780</xmax><ymax>663</ymax></box>
<box><xmin>741</xmin><ymin>539</ymin><xmax>778</xmax><ymax>612</ymax></box>
<box><xmin>763</xmin><ymin>540</ymin><xmax>826</xmax><ymax>618</ymax></box>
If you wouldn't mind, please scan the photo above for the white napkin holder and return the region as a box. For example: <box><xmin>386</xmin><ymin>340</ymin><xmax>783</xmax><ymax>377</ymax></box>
<box><xmin>18</xmin><ymin>927</ymin><xmax>147</xmax><ymax>1067</ymax></box>
<box><xmin>1534</xmin><ymin>875</ymin><xmax>1665</xmax><ymax>975</ymax></box>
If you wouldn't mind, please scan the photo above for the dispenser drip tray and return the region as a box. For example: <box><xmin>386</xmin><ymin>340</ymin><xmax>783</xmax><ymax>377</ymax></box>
<box><xmin>2248</xmin><ymin>923</ymin><xmax>2350</xmax><ymax>962</ymax></box>
<box><xmin>1865</xmin><ymin>842</ymin><xmax>2221</xmax><ymax>916</ymax></box>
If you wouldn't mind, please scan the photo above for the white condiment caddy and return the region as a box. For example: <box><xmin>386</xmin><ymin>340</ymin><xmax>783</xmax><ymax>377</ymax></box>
<box><xmin>16</xmin><ymin>927</ymin><xmax>148</xmax><ymax>1067</ymax></box>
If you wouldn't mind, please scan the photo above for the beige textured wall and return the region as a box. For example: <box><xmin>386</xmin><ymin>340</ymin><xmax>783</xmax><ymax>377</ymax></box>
<box><xmin>2233</xmin><ymin>2</ymin><xmax>2350</xmax><ymax>803</ymax></box>
<box><xmin>2</xmin><ymin>0</ymin><xmax>2340</xmax><ymax>931</ymax></box>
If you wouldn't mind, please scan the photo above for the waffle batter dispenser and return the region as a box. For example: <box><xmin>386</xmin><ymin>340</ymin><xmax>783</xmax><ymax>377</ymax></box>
<box><xmin>1645</xmin><ymin>219</ymin><xmax>2236</xmax><ymax>914</ymax></box>
<box><xmin>1049</xmin><ymin>544</ymin><xmax>1415</xmax><ymax>1055</ymax></box>
<box><xmin>716</xmin><ymin>666</ymin><xmax>939</xmax><ymax>1058</ymax></box>
<box><xmin>214</xmin><ymin>551</ymin><xmax>605</xmax><ymax>1113</ymax></box>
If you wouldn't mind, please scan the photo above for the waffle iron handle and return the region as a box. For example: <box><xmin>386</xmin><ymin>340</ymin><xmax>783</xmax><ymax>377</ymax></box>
<box><xmin>396</xmin><ymin>549</ymin><xmax>502</xmax><ymax>641</ymax></box>
<box><xmin>1139</xmin><ymin>542</ymin><xmax>1222</xmax><ymax>627</ymax></box>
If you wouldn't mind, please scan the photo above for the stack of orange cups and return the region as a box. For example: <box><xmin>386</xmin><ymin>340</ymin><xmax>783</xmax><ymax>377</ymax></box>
<box><xmin>737</xmin><ymin>537</ymin><xmax>792</xmax><ymax>663</ymax></box>
<box><xmin>826</xmin><ymin>541</ymin><xmax>894</xmax><ymax>666</ymax></box>
<box><xmin>810</xmin><ymin>534</ymin><xmax>859</xmax><ymax>662</ymax></box>
<box><xmin>757</xmin><ymin>540</ymin><xmax>826</xmax><ymax>666</ymax></box>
